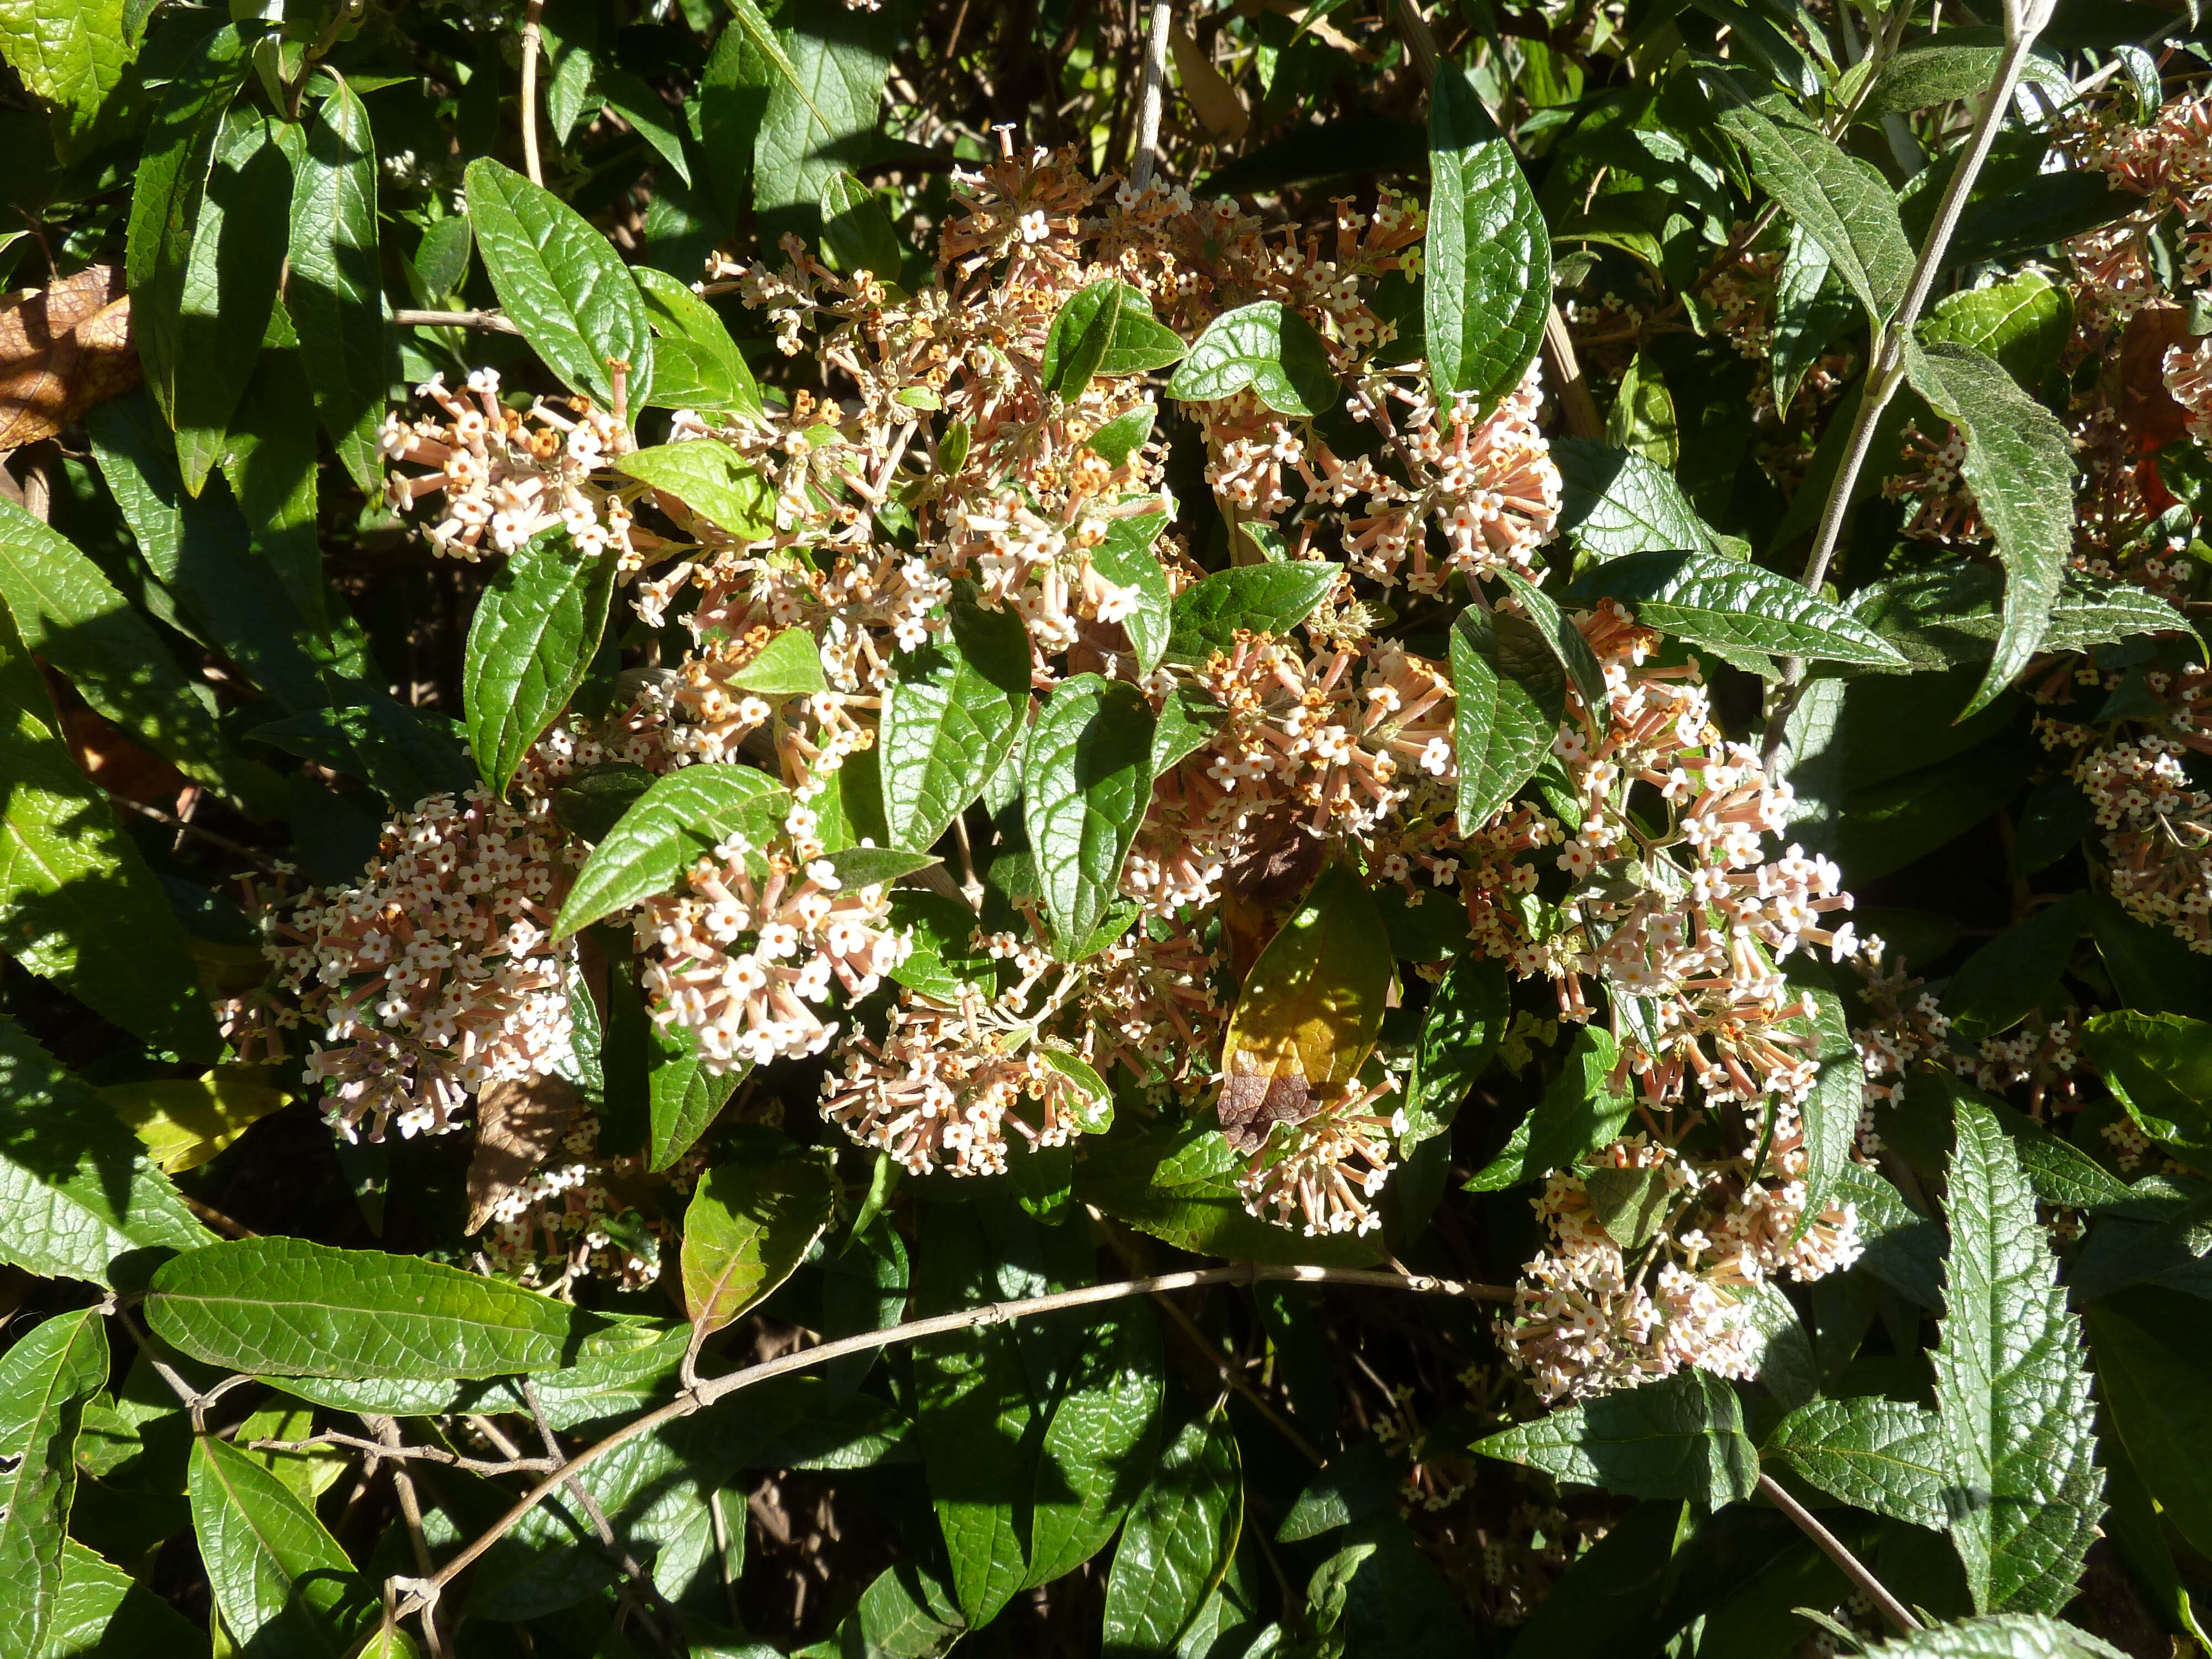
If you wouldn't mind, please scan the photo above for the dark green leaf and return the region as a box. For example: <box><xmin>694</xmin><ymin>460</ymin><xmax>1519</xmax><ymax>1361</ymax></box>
<box><xmin>1796</xmin><ymin>987</ymin><xmax>1861</xmax><ymax>1236</ymax></box>
<box><xmin>40</xmin><ymin>1540</ymin><xmax>207</xmax><ymax>1656</ymax></box>
<box><xmin>1165</xmin><ymin>561</ymin><xmax>1338</xmax><ymax>665</ymax></box>
<box><xmin>1025</xmin><ymin>675</ymin><xmax>1155</xmax><ymax>958</ymax></box>
<box><xmin>1473</xmin><ymin>1369</ymin><xmax>1757</xmax><ymax>1505</ymax></box>
<box><xmin>1450</xmin><ymin>605</ymin><xmax>1563</xmax><ymax>829</ymax></box>
<box><xmin>646</xmin><ymin>1019</ymin><xmax>742</xmax><ymax>1172</ymax></box>
<box><xmin>1074</xmin><ymin>1121</ymin><xmax>1381</xmax><ymax>1266</ymax></box>
<box><xmin>463</xmin><ymin>156</ymin><xmax>654</xmax><ymax>409</ymax></box>
<box><xmin>288</xmin><ymin>77</ymin><xmax>387</xmax><ymax>493</ymax></box>
<box><xmin>880</xmin><ymin>587</ymin><xmax>1031</xmax><ymax>849</ymax></box>
<box><xmin>1575</xmin><ymin>550</ymin><xmax>1907</xmax><ymax>667</ymax></box>
<box><xmin>1465</xmin><ymin>1026</ymin><xmax>1629</xmax><ymax>1190</ymax></box>
<box><xmin>555</xmin><ymin>764</ymin><xmax>789</xmax><ymax>938</ymax></box>
<box><xmin>552</xmin><ymin>760</ymin><xmax>655</xmax><ymax>843</ymax></box>
<box><xmin>1863</xmin><ymin>40</ymin><xmax>2006</xmax><ymax>116</ymax></box>
<box><xmin>2085</xmin><ymin>1292</ymin><xmax>2212</xmax><ymax>1566</ymax></box>
<box><xmin>1401</xmin><ymin>954</ymin><xmax>1508</xmax><ymax>1145</ymax></box>
<box><xmin>1900</xmin><ymin>342</ymin><xmax>2077</xmax><ymax>714</ymax></box>
<box><xmin>1423</xmin><ymin>59</ymin><xmax>1550</xmax><ymax>409</ymax></box>
<box><xmin>2080</xmin><ymin>1012</ymin><xmax>2212</xmax><ymax>1150</ymax></box>
<box><xmin>1766</xmin><ymin>1395</ymin><xmax>1949</xmax><ymax>1529</ymax></box>
<box><xmin>1553</xmin><ymin>438</ymin><xmax>1719</xmax><ymax>559</ymax></box>
<box><xmin>633</xmin><ymin>266</ymin><xmax>762</xmax><ymax>414</ymax></box>
<box><xmin>463</xmin><ymin>531</ymin><xmax>617</xmax><ymax>796</ymax></box>
<box><xmin>0</xmin><ymin>632</ymin><xmax>221</xmax><ymax>1059</ymax></box>
<box><xmin>1771</xmin><ymin>222</ymin><xmax>1855</xmax><ymax>418</ymax></box>
<box><xmin>1714</xmin><ymin>95</ymin><xmax>1912</xmax><ymax>327</ymax></box>
<box><xmin>1027</xmin><ymin>1302</ymin><xmax>1166</xmax><ymax>1587</ymax></box>
<box><xmin>752</xmin><ymin>2</ymin><xmax>895</xmax><ymax>246</ymax></box>
<box><xmin>1498</xmin><ymin>568</ymin><xmax>1609</xmax><ymax>713</ymax></box>
<box><xmin>188</xmin><ymin>1436</ymin><xmax>360</xmax><ymax>1657</ymax></box>
<box><xmin>1041</xmin><ymin>280</ymin><xmax>1186</xmax><ymax>400</ymax></box>
<box><xmin>1941</xmin><ymin>894</ymin><xmax>2084</xmax><ymax>1040</ymax></box>
<box><xmin>820</xmin><ymin>169</ymin><xmax>900</xmax><ymax>276</ymax></box>
<box><xmin>1932</xmin><ymin>1094</ymin><xmax>2104</xmax><ymax>1611</ymax></box>
<box><xmin>124</xmin><ymin>25</ymin><xmax>251</xmax><ymax>441</ymax></box>
<box><xmin>147</xmin><ymin>1237</ymin><xmax>582</xmax><ymax>1380</ymax></box>
<box><xmin>1087</xmin><ymin>406</ymin><xmax>1157</xmax><ymax>468</ymax></box>
<box><xmin>1166</xmin><ymin>301</ymin><xmax>1337</xmax><ymax>417</ymax></box>
<box><xmin>1102</xmin><ymin>1405</ymin><xmax>1243</xmax><ymax>1657</ymax></box>
<box><xmin>1088</xmin><ymin>509</ymin><xmax>1175</xmax><ymax>674</ymax></box>
<box><xmin>597</xmin><ymin>66</ymin><xmax>692</xmax><ymax>185</ymax></box>
<box><xmin>1853</xmin><ymin>1614</ymin><xmax>2127</xmax><ymax>1659</ymax></box>
<box><xmin>681</xmin><ymin>1157</ymin><xmax>837</xmax><ymax>1334</ymax></box>
<box><xmin>0</xmin><ymin>1309</ymin><xmax>107</xmax><ymax>1658</ymax></box>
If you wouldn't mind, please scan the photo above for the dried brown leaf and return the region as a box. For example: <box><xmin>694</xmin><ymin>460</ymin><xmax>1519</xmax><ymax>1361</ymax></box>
<box><xmin>466</xmin><ymin>1072</ymin><xmax>582</xmax><ymax>1234</ymax></box>
<box><xmin>1170</xmin><ymin>22</ymin><xmax>1250</xmax><ymax>142</ymax></box>
<box><xmin>0</xmin><ymin>265</ymin><xmax>139</xmax><ymax>451</ymax></box>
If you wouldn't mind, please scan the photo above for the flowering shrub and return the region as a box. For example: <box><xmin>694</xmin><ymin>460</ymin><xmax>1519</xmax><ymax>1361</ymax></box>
<box><xmin>1</xmin><ymin>0</ymin><xmax>2209</xmax><ymax>1655</ymax></box>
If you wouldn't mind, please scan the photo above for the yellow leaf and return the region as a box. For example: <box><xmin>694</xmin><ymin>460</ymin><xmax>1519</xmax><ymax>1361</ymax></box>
<box><xmin>1217</xmin><ymin>863</ymin><xmax>1391</xmax><ymax>1152</ymax></box>
<box><xmin>101</xmin><ymin>1066</ymin><xmax>290</xmax><ymax>1175</ymax></box>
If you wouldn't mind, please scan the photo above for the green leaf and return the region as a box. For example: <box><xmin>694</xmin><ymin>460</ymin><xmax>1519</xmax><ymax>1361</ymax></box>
<box><xmin>1165</xmin><ymin>561</ymin><xmax>1337</xmax><ymax>665</ymax></box>
<box><xmin>912</xmin><ymin>1206</ymin><xmax>1035</xmax><ymax>1627</ymax></box>
<box><xmin>0</xmin><ymin>629</ymin><xmax>222</xmax><ymax>1058</ymax></box>
<box><xmin>819</xmin><ymin>169</ymin><xmax>900</xmax><ymax>276</ymax></box>
<box><xmin>1863</xmin><ymin>40</ymin><xmax>2007</xmax><ymax>117</ymax></box>
<box><xmin>1497</xmin><ymin>568</ymin><xmax>1609</xmax><ymax>713</ymax></box>
<box><xmin>1553</xmin><ymin>439</ymin><xmax>1719</xmax><ymax>559</ymax></box>
<box><xmin>1423</xmin><ymin>58</ymin><xmax>1550</xmax><ymax>410</ymax></box>
<box><xmin>463</xmin><ymin>157</ymin><xmax>654</xmax><ymax>409</ymax></box>
<box><xmin>124</xmin><ymin>25</ymin><xmax>250</xmax><ymax>436</ymax></box>
<box><xmin>1041</xmin><ymin>280</ymin><xmax>1187</xmax><ymax>400</ymax></box>
<box><xmin>0</xmin><ymin>1020</ymin><xmax>212</xmax><ymax>1287</ymax></box>
<box><xmin>727</xmin><ymin>627</ymin><xmax>830</xmax><ymax>700</ymax></box>
<box><xmin>1765</xmin><ymin>1395</ymin><xmax>1949</xmax><ymax>1530</ymax></box>
<box><xmin>1575</xmin><ymin>550</ymin><xmax>1907</xmax><ymax>667</ymax></box>
<box><xmin>597</xmin><ymin>65</ymin><xmax>692</xmax><ymax>186</ymax></box>
<box><xmin>146</xmin><ymin>1237</ymin><xmax>582</xmax><ymax>1380</ymax></box>
<box><xmin>171</xmin><ymin>108</ymin><xmax>291</xmax><ymax>493</ymax></box>
<box><xmin>1714</xmin><ymin>94</ymin><xmax>1912</xmax><ymax>327</ymax></box>
<box><xmin>1450</xmin><ymin>605</ymin><xmax>1563</xmax><ymax>830</ymax></box>
<box><xmin>1401</xmin><ymin>954</ymin><xmax>1508</xmax><ymax>1145</ymax></box>
<box><xmin>555</xmin><ymin>764</ymin><xmax>789</xmax><ymax>938</ymax></box>
<box><xmin>552</xmin><ymin>760</ymin><xmax>655</xmax><ymax>843</ymax></box>
<box><xmin>1167</xmin><ymin>301</ymin><xmax>1336</xmax><ymax>417</ymax></box>
<box><xmin>880</xmin><ymin>588</ymin><xmax>1031</xmax><ymax>849</ymax></box>
<box><xmin>752</xmin><ymin>2</ymin><xmax>894</xmax><ymax>246</ymax></box>
<box><xmin>1466</xmin><ymin>1026</ymin><xmax>1630</xmax><ymax>1190</ymax></box>
<box><xmin>0</xmin><ymin>0</ymin><xmax>135</xmax><ymax>165</ymax></box>
<box><xmin>1074</xmin><ymin>1121</ymin><xmax>1381</xmax><ymax>1267</ymax></box>
<box><xmin>1027</xmin><ymin>1303</ymin><xmax>1166</xmax><ymax>1588</ymax></box>
<box><xmin>1024</xmin><ymin>675</ymin><xmax>1155</xmax><ymax>958</ymax></box>
<box><xmin>1088</xmin><ymin>509</ymin><xmax>1175</xmax><ymax>674</ymax></box>
<box><xmin>2085</xmin><ymin>1293</ymin><xmax>2212</xmax><ymax>1566</ymax></box>
<box><xmin>632</xmin><ymin>267</ymin><xmax>763</xmax><ymax>415</ymax></box>
<box><xmin>1941</xmin><ymin>894</ymin><xmax>2084</xmax><ymax>1041</ymax></box>
<box><xmin>41</xmin><ymin>1540</ymin><xmax>208</xmax><ymax>1656</ymax></box>
<box><xmin>616</xmin><ymin>440</ymin><xmax>778</xmax><ymax>538</ymax></box>
<box><xmin>680</xmin><ymin>1157</ymin><xmax>837</xmax><ymax>1335</ymax></box>
<box><xmin>221</xmin><ymin>336</ymin><xmax>328</xmax><ymax>639</ymax></box>
<box><xmin>1899</xmin><ymin>341</ymin><xmax>2077</xmax><ymax>715</ymax></box>
<box><xmin>1792</xmin><ymin>988</ymin><xmax>1863</xmax><ymax>1243</ymax></box>
<box><xmin>2079</xmin><ymin>1012</ymin><xmax>2212</xmax><ymax>1150</ymax></box>
<box><xmin>463</xmin><ymin>531</ymin><xmax>617</xmax><ymax>796</ymax></box>
<box><xmin>1919</xmin><ymin>272</ymin><xmax>2071</xmax><ymax>394</ymax></box>
<box><xmin>0</xmin><ymin>494</ymin><xmax>247</xmax><ymax>807</ymax></box>
<box><xmin>286</xmin><ymin>78</ymin><xmax>387</xmax><ymax>494</ymax></box>
<box><xmin>188</xmin><ymin>1437</ymin><xmax>360</xmax><ymax>1657</ymax></box>
<box><xmin>1853</xmin><ymin>1615</ymin><xmax>2127</xmax><ymax>1659</ymax></box>
<box><xmin>0</xmin><ymin>1310</ymin><xmax>107</xmax><ymax>1659</ymax></box>
<box><xmin>1931</xmin><ymin>1093</ymin><xmax>2104</xmax><ymax>1611</ymax></box>
<box><xmin>1088</xmin><ymin>406</ymin><xmax>1157</xmax><ymax>469</ymax></box>
<box><xmin>646</xmin><ymin>1021</ymin><xmax>743</xmax><ymax>1173</ymax></box>
<box><xmin>1771</xmin><ymin>221</ymin><xmax>1855</xmax><ymax>418</ymax></box>
<box><xmin>812</xmin><ymin>1562</ymin><xmax>966</xmax><ymax>1659</ymax></box>
<box><xmin>1847</xmin><ymin>562</ymin><xmax>2195</xmax><ymax>673</ymax></box>
<box><xmin>1102</xmin><ymin>1405</ymin><xmax>1243</xmax><ymax>1657</ymax></box>
<box><xmin>1474</xmin><ymin>1369</ymin><xmax>1756</xmax><ymax>1505</ymax></box>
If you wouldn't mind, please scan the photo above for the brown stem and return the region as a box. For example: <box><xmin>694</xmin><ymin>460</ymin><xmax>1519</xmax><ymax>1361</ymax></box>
<box><xmin>380</xmin><ymin>1262</ymin><xmax>1505</xmax><ymax>1635</ymax></box>
<box><xmin>393</xmin><ymin>307</ymin><xmax>525</xmax><ymax>336</ymax></box>
<box><xmin>1757</xmin><ymin>1473</ymin><xmax>1923</xmax><ymax>1636</ymax></box>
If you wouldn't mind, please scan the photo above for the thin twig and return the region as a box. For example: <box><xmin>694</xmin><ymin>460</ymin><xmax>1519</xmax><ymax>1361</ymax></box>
<box><xmin>250</xmin><ymin>1431</ymin><xmax>560</xmax><ymax>1477</ymax></box>
<box><xmin>100</xmin><ymin>791</ymin><xmax>276</xmax><ymax>869</ymax></box>
<box><xmin>1767</xmin><ymin>0</ymin><xmax>2060</xmax><ymax>755</ymax></box>
<box><xmin>370</xmin><ymin>1418</ymin><xmax>452</xmax><ymax>1659</ymax></box>
<box><xmin>386</xmin><ymin>1262</ymin><xmax>1505</xmax><ymax>1629</ymax></box>
<box><xmin>1758</xmin><ymin>1473</ymin><xmax>1922</xmax><ymax>1636</ymax></box>
<box><xmin>519</xmin><ymin>0</ymin><xmax>548</xmax><ymax>187</ymax></box>
<box><xmin>393</xmin><ymin>308</ymin><xmax>525</xmax><ymax>336</ymax></box>
<box><xmin>1130</xmin><ymin>1</ymin><xmax>1173</xmax><ymax>191</ymax></box>
<box><xmin>518</xmin><ymin>1379</ymin><xmax>678</xmax><ymax>1651</ymax></box>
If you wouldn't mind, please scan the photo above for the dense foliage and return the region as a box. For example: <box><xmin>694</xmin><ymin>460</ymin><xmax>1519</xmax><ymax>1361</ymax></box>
<box><xmin>2</xmin><ymin>0</ymin><xmax>2211</xmax><ymax>1653</ymax></box>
